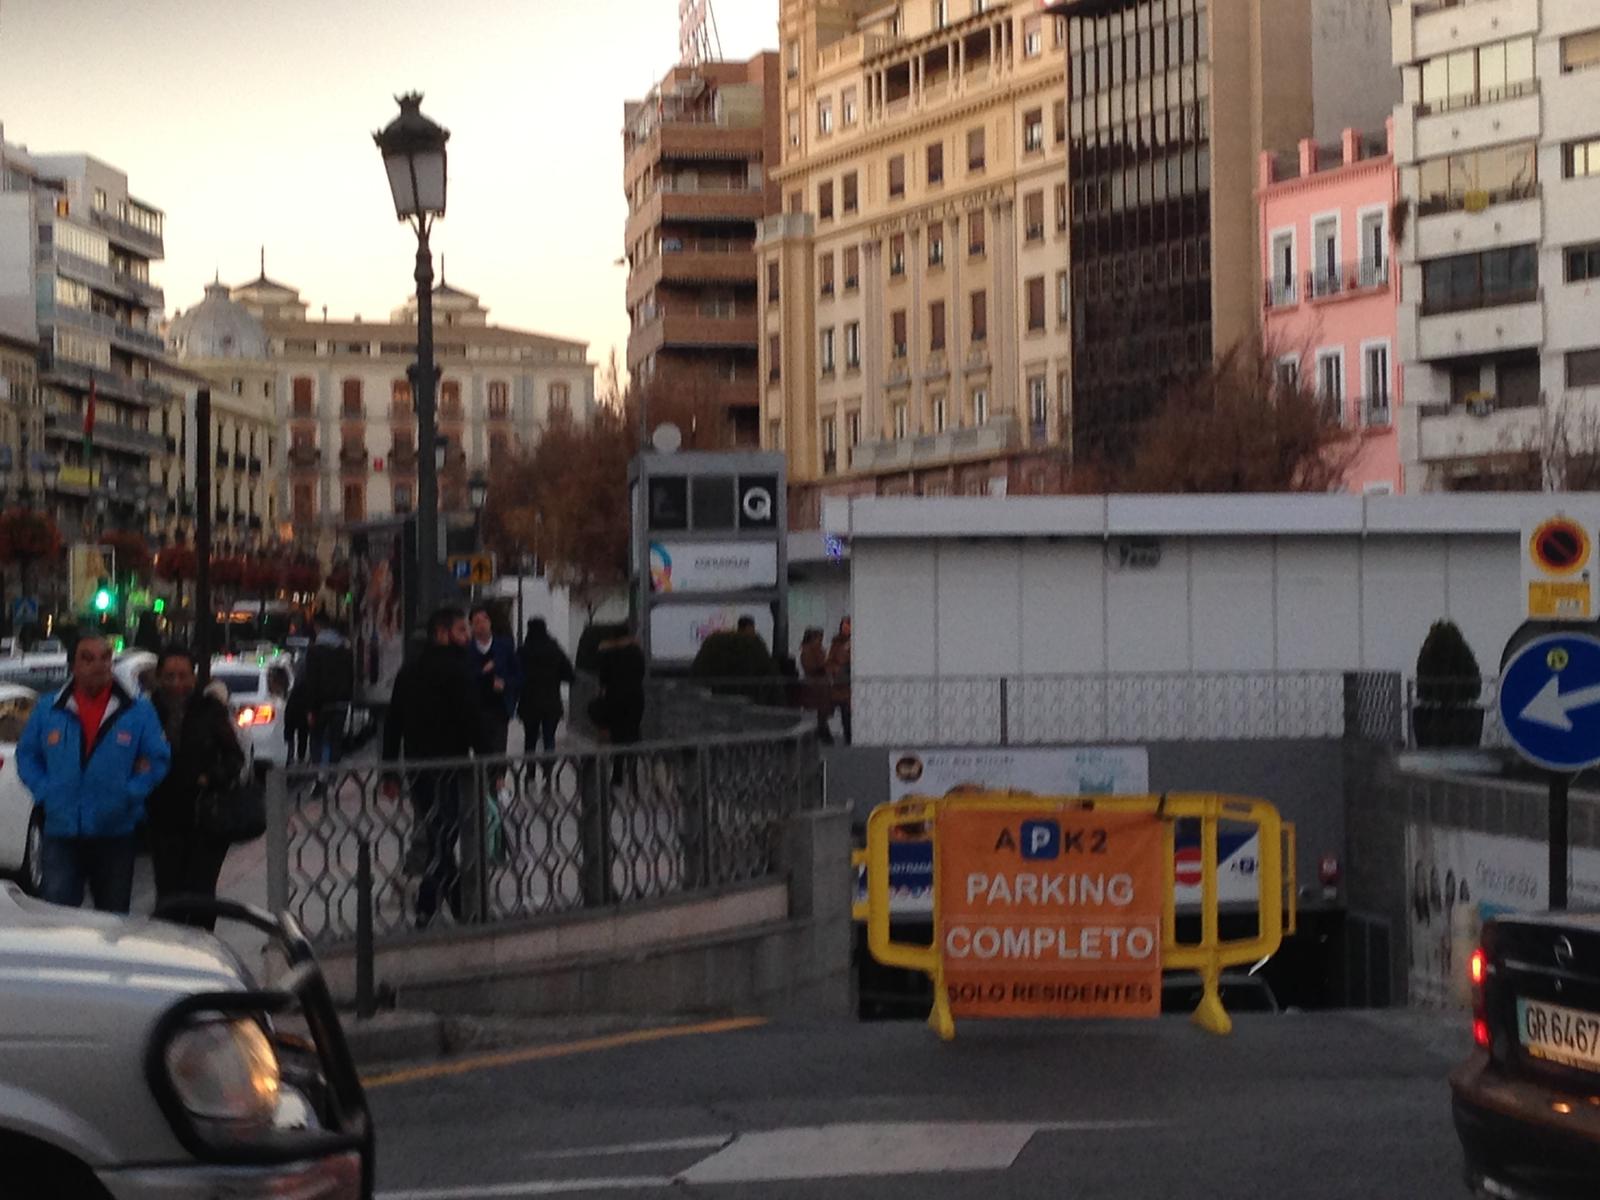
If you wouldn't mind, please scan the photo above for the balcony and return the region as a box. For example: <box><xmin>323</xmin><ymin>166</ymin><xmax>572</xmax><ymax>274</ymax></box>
<box><xmin>89</xmin><ymin>206</ymin><xmax>164</xmax><ymax>257</ymax></box>
<box><xmin>1304</xmin><ymin>259</ymin><xmax>1391</xmax><ymax>302</ymax></box>
<box><xmin>1264</xmin><ymin>279</ymin><xmax>1298</xmax><ymax>309</ymax></box>
<box><xmin>1415</xmin><ymin>295</ymin><xmax>1543</xmax><ymax>361</ymax></box>
<box><xmin>626</xmin><ymin>306</ymin><xmax>759</xmax><ymax>366</ymax></box>
<box><xmin>1412</xmin><ymin>398</ymin><xmax>1544</xmax><ymax>464</ymax></box>
<box><xmin>1409</xmin><ymin>0</ymin><xmax>1539</xmax><ymax>63</ymax></box>
<box><xmin>292</xmin><ymin>402</ymin><xmax>317</xmax><ymax>420</ymax></box>
<box><xmin>625</xmin><ymin>241</ymin><xmax>758</xmax><ymax>308</ymax></box>
<box><xmin>853</xmin><ymin>414</ymin><xmax>1021</xmax><ymax>473</ymax></box>
<box><xmin>39</xmin><ymin>358</ymin><xmax>154</xmax><ymax>406</ymax></box>
<box><xmin>42</xmin><ymin>410</ymin><xmax>165</xmax><ymax>457</ymax></box>
<box><xmin>233</xmin><ymin>452</ymin><xmax>247</xmax><ymax>472</ymax></box>
<box><xmin>390</xmin><ymin>446</ymin><xmax>418</xmax><ymax>469</ymax></box>
<box><xmin>38</xmin><ymin>301</ymin><xmax>167</xmax><ymax>359</ymax></box>
<box><xmin>48</xmin><ymin>249</ymin><xmax>165</xmax><ymax>311</ymax></box>
<box><xmin>624</xmin><ymin>182</ymin><xmax>766</xmax><ymax>247</ymax></box>
<box><xmin>624</xmin><ymin>121</ymin><xmax>766</xmax><ymax>191</ymax></box>
<box><xmin>1416</xmin><ymin>194</ymin><xmax>1541</xmax><ymax>258</ymax></box>
<box><xmin>288</xmin><ymin>445</ymin><xmax>321</xmax><ymax>469</ymax></box>
<box><xmin>338</xmin><ymin>445</ymin><xmax>368</xmax><ymax>469</ymax></box>
<box><xmin>1413</xmin><ymin>88</ymin><xmax>1540</xmax><ymax>160</ymax></box>
<box><xmin>1361</xmin><ymin>395</ymin><xmax>1394</xmax><ymax>428</ymax></box>
<box><xmin>248</xmin><ymin>455</ymin><xmax>262</xmax><ymax>474</ymax></box>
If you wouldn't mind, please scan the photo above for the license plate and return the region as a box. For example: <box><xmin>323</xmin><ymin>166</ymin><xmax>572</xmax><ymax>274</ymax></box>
<box><xmin>1517</xmin><ymin>997</ymin><xmax>1600</xmax><ymax>1074</ymax></box>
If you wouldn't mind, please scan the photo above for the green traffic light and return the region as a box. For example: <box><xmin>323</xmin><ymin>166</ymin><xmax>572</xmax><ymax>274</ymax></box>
<box><xmin>93</xmin><ymin>588</ymin><xmax>113</xmax><ymax>613</ymax></box>
<box><xmin>153</xmin><ymin>598</ymin><xmax>166</xmax><ymax>615</ymax></box>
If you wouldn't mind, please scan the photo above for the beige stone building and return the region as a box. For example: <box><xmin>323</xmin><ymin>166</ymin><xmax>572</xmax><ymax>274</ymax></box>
<box><xmin>0</xmin><ymin>328</ymin><xmax>43</xmax><ymax>501</ymax></box>
<box><xmin>761</xmin><ymin>0</ymin><xmax>1076</xmax><ymax>510</ymax></box>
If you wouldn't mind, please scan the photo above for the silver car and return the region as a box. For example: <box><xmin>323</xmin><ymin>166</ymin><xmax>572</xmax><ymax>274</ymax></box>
<box><xmin>0</xmin><ymin>885</ymin><xmax>373</xmax><ymax>1198</ymax></box>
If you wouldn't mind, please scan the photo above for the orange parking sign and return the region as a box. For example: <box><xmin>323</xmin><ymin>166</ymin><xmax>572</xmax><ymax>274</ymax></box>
<box><xmin>938</xmin><ymin>806</ymin><xmax>1165</xmax><ymax>1020</ymax></box>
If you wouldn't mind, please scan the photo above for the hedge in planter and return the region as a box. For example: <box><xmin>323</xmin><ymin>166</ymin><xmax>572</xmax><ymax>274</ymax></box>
<box><xmin>1413</xmin><ymin>619</ymin><xmax>1484</xmax><ymax>748</ymax></box>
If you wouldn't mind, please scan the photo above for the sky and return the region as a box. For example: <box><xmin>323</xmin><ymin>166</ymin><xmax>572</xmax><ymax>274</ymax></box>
<box><xmin>0</xmin><ymin>0</ymin><xmax>778</xmax><ymax>379</ymax></box>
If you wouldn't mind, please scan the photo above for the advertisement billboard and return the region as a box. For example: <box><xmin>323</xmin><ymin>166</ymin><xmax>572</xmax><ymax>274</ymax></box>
<box><xmin>648</xmin><ymin>541</ymin><xmax>779</xmax><ymax>594</ymax></box>
<box><xmin>648</xmin><ymin>604</ymin><xmax>775</xmax><ymax>662</ymax></box>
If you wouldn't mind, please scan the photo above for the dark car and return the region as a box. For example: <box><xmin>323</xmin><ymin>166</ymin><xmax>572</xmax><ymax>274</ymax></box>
<box><xmin>1452</xmin><ymin>912</ymin><xmax>1600</xmax><ymax>1198</ymax></box>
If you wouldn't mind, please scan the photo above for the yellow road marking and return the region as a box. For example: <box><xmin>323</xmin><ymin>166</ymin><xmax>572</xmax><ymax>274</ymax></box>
<box><xmin>363</xmin><ymin>1016</ymin><xmax>769</xmax><ymax>1090</ymax></box>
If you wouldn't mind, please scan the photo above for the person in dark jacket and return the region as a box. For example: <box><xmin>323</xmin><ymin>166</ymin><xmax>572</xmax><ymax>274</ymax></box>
<box><xmin>587</xmin><ymin>629</ymin><xmax>646</xmax><ymax>746</ymax></box>
<box><xmin>383</xmin><ymin>607</ymin><xmax>485</xmax><ymax>927</ymax></box>
<box><xmin>15</xmin><ymin>635</ymin><xmax>171</xmax><ymax>913</ymax></box>
<box><xmin>799</xmin><ymin>627</ymin><xmax>834</xmax><ymax>743</ymax></box>
<box><xmin>147</xmin><ymin>646</ymin><xmax>247</xmax><ymax>930</ymax></box>
<box><xmin>517</xmin><ymin>618</ymin><xmax>574</xmax><ymax>758</ymax></box>
<box><xmin>467</xmin><ymin>603</ymin><xmax>522</xmax><ymax>756</ymax></box>
<box><xmin>302</xmin><ymin>615</ymin><xmax>355</xmax><ymax>765</ymax></box>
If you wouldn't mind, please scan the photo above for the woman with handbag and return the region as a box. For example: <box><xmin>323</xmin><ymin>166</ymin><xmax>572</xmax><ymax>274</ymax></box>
<box><xmin>148</xmin><ymin>645</ymin><xmax>247</xmax><ymax>930</ymax></box>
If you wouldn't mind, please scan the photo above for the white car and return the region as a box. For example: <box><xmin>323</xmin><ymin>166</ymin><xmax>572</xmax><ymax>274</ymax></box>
<box><xmin>209</xmin><ymin>656</ymin><xmax>294</xmax><ymax>771</ymax></box>
<box><xmin>0</xmin><ymin>683</ymin><xmax>42</xmax><ymax>894</ymax></box>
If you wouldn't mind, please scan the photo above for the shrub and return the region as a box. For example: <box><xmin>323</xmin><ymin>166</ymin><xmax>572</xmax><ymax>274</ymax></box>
<box><xmin>1415</xmin><ymin>620</ymin><xmax>1482</xmax><ymax>708</ymax></box>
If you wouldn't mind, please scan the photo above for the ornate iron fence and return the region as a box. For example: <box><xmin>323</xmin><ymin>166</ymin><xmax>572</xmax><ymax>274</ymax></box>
<box><xmin>266</xmin><ymin>723</ymin><xmax>821</xmax><ymax>950</ymax></box>
<box><xmin>855</xmin><ymin>671</ymin><xmax>1405</xmax><ymax>747</ymax></box>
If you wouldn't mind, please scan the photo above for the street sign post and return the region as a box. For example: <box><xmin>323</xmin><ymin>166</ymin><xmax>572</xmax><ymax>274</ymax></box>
<box><xmin>1497</xmin><ymin>632</ymin><xmax>1600</xmax><ymax>909</ymax></box>
<box><xmin>447</xmin><ymin>553</ymin><xmax>496</xmax><ymax>588</ymax></box>
<box><xmin>1522</xmin><ymin>514</ymin><xmax>1597</xmax><ymax>621</ymax></box>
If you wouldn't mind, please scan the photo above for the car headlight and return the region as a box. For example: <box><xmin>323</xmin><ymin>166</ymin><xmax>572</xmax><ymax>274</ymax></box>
<box><xmin>164</xmin><ymin>1017</ymin><xmax>280</xmax><ymax>1124</ymax></box>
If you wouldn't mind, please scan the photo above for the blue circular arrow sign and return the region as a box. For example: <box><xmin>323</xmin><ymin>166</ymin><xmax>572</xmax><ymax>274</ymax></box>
<box><xmin>1498</xmin><ymin>632</ymin><xmax>1600</xmax><ymax>772</ymax></box>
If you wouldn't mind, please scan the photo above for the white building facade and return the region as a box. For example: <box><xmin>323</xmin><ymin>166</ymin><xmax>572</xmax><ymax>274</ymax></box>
<box><xmin>1392</xmin><ymin>0</ymin><xmax>1600</xmax><ymax>489</ymax></box>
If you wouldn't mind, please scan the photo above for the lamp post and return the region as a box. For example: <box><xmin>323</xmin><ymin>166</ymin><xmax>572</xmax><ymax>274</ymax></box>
<box><xmin>375</xmin><ymin>93</ymin><xmax>450</xmax><ymax>627</ymax></box>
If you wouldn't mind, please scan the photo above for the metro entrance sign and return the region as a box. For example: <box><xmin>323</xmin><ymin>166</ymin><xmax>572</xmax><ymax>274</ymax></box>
<box><xmin>1498</xmin><ymin>633</ymin><xmax>1600</xmax><ymax>773</ymax></box>
<box><xmin>1497</xmin><ymin>632</ymin><xmax>1600</xmax><ymax>910</ymax></box>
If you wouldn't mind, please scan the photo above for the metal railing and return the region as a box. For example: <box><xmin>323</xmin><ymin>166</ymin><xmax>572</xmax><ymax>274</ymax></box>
<box><xmin>268</xmin><ymin>724</ymin><xmax>821</xmax><ymax>951</ymax></box>
<box><xmin>1404</xmin><ymin>676</ymin><xmax>1515</xmax><ymax>751</ymax></box>
<box><xmin>855</xmin><ymin>671</ymin><xmax>1404</xmax><ymax>747</ymax></box>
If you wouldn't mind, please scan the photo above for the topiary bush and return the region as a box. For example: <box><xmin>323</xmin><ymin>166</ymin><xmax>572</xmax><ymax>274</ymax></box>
<box><xmin>1413</xmin><ymin>619</ymin><xmax>1484</xmax><ymax>748</ymax></box>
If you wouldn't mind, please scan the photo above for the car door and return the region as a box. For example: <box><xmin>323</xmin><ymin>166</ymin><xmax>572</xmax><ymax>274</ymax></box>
<box><xmin>0</xmin><ymin>693</ymin><xmax>39</xmax><ymax>874</ymax></box>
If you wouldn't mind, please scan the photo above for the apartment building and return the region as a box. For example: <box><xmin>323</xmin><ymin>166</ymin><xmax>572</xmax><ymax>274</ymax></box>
<box><xmin>1054</xmin><ymin>0</ymin><xmax>1399</xmax><ymax>457</ymax></box>
<box><xmin>0</xmin><ymin>328</ymin><xmax>42</xmax><ymax>502</ymax></box>
<box><xmin>623</xmin><ymin>53</ymin><xmax>781</xmax><ymax>445</ymax></box>
<box><xmin>225</xmin><ymin>270</ymin><xmax>593</xmax><ymax>555</ymax></box>
<box><xmin>1392</xmin><ymin>0</ymin><xmax>1600</xmax><ymax>490</ymax></box>
<box><xmin>761</xmin><ymin>0</ymin><xmax>1077</xmax><ymax>510</ymax></box>
<box><xmin>168</xmin><ymin>281</ymin><xmax>285</xmax><ymax>543</ymax></box>
<box><xmin>1260</xmin><ymin>124</ymin><xmax>1404</xmax><ymax>494</ymax></box>
<box><xmin>0</xmin><ymin>126</ymin><xmax>177</xmax><ymax>532</ymax></box>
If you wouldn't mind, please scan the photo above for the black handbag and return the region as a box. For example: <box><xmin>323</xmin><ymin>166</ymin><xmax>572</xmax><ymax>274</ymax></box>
<box><xmin>197</xmin><ymin>775</ymin><xmax>267</xmax><ymax>844</ymax></box>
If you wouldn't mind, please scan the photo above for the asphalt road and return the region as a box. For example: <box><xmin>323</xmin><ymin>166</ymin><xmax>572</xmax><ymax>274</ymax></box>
<box><xmin>365</xmin><ymin>1010</ymin><xmax>1473</xmax><ymax>1199</ymax></box>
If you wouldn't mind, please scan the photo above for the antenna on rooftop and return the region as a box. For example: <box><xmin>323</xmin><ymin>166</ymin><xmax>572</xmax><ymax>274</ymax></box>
<box><xmin>679</xmin><ymin>0</ymin><xmax>722</xmax><ymax>67</ymax></box>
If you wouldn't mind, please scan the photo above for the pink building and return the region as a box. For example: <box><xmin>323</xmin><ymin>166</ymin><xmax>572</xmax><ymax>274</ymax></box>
<box><xmin>1260</xmin><ymin>122</ymin><xmax>1402</xmax><ymax>494</ymax></box>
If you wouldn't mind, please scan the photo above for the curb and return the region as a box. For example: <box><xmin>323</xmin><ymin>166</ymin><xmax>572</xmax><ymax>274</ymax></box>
<box><xmin>333</xmin><ymin>1011</ymin><xmax>705</xmax><ymax>1071</ymax></box>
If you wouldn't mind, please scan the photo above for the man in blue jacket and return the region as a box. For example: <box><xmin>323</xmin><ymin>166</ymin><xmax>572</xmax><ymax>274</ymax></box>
<box><xmin>467</xmin><ymin>603</ymin><xmax>522</xmax><ymax>755</ymax></box>
<box><xmin>17</xmin><ymin>634</ymin><xmax>171</xmax><ymax>913</ymax></box>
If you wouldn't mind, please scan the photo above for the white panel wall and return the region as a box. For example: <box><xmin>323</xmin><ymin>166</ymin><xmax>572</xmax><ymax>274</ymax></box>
<box><xmin>853</xmin><ymin>542</ymin><xmax>938</xmax><ymax>675</ymax></box>
<box><xmin>1445</xmin><ymin>536</ymin><xmax>1524</xmax><ymax>675</ymax></box>
<box><xmin>1018</xmin><ymin>543</ymin><xmax>1105</xmax><ymax>673</ymax></box>
<box><xmin>1361</xmin><ymin>537</ymin><xmax>1450</xmax><ymax>673</ymax></box>
<box><xmin>1191</xmin><ymin>539</ymin><xmax>1276</xmax><ymax>671</ymax></box>
<box><xmin>1106</xmin><ymin>541</ymin><xmax>1191</xmax><ymax>673</ymax></box>
<box><xmin>935</xmin><ymin>543</ymin><xmax>1023</xmax><ymax>676</ymax></box>
<box><xmin>1276</xmin><ymin>538</ymin><xmax>1363</xmax><ymax>669</ymax></box>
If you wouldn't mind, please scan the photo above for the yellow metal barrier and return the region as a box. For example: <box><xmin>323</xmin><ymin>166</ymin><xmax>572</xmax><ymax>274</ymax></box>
<box><xmin>863</xmin><ymin>793</ymin><xmax>1296</xmax><ymax>1041</ymax></box>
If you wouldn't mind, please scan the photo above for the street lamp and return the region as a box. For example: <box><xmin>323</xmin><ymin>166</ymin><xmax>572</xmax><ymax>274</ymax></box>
<box><xmin>468</xmin><ymin>471</ymin><xmax>489</xmax><ymax>512</ymax></box>
<box><xmin>374</xmin><ymin>92</ymin><xmax>449</xmax><ymax>626</ymax></box>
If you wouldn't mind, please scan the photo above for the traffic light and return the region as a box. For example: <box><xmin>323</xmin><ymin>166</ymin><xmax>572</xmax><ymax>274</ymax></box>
<box><xmin>153</xmin><ymin>597</ymin><xmax>166</xmax><ymax>615</ymax></box>
<box><xmin>93</xmin><ymin>580</ymin><xmax>114</xmax><ymax>613</ymax></box>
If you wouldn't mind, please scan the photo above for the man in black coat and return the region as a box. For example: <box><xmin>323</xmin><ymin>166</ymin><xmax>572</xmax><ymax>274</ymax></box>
<box><xmin>517</xmin><ymin>618</ymin><xmax>575</xmax><ymax>759</ymax></box>
<box><xmin>148</xmin><ymin>645</ymin><xmax>247</xmax><ymax>930</ymax></box>
<box><xmin>383</xmin><ymin>607</ymin><xmax>484</xmax><ymax>927</ymax></box>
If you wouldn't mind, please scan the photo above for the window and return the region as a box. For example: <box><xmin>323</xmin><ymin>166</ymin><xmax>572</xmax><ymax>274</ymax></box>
<box><xmin>549</xmin><ymin>382</ymin><xmax>570</xmax><ymax>409</ymax></box>
<box><xmin>767</xmin><ymin>261</ymin><xmax>780</xmax><ymax>304</ymax></box>
<box><xmin>768</xmin><ymin>334</ymin><xmax>781</xmax><ymax>381</ymax></box>
<box><xmin>487</xmin><ymin>380</ymin><xmax>510</xmax><ymax>420</ymax></box>
<box><xmin>1417</xmin><ymin>36</ymin><xmax>1534</xmax><ymax>114</ymax></box>
<box><xmin>787</xmin><ymin>188</ymin><xmax>802</xmax><ymax>214</ymax></box>
<box><xmin>891</xmin><ymin>310</ymin><xmax>908</xmax><ymax>359</ymax></box>
<box><xmin>929</xmin><ymin>226</ymin><xmax>945</xmax><ymax>266</ymax></box>
<box><xmin>1276</xmin><ymin>358</ymin><xmax>1300</xmax><ymax>393</ymax></box>
<box><xmin>967</xmin><ymin>127</ymin><xmax>985</xmax><ymax>171</ymax></box>
<box><xmin>822</xmin><ymin>416</ymin><xmax>838</xmax><ymax>472</ymax></box>
<box><xmin>292</xmin><ymin>377</ymin><xmax>314</xmax><ymax>416</ymax></box>
<box><xmin>1421</xmin><ymin>244</ymin><xmax>1538</xmax><ymax>314</ymax></box>
<box><xmin>819</xmin><ymin>179</ymin><xmax>834</xmax><ymax>220</ymax></box>
<box><xmin>1055</xmin><ymin>183</ymin><xmax>1068</xmax><ymax>232</ymax></box>
<box><xmin>1363</xmin><ymin>342</ymin><xmax>1391</xmax><ymax>425</ymax></box>
<box><xmin>1359</xmin><ymin>209</ymin><xmax>1388</xmax><ymax>287</ymax></box>
<box><xmin>820</xmin><ymin>252</ymin><xmax>836</xmax><ymax>295</ymax></box>
<box><xmin>844</xmin><ymin>246</ymin><xmax>860</xmax><ymax>290</ymax></box>
<box><xmin>1024</xmin><ymin>17</ymin><xmax>1042</xmax><ymax>57</ymax></box>
<box><xmin>932</xmin><ymin>395</ymin><xmax>947</xmax><ymax>433</ymax></box>
<box><xmin>341</xmin><ymin>378</ymin><xmax>363</xmax><ymax>418</ymax></box>
<box><xmin>818</xmin><ymin>98</ymin><xmax>834</xmax><ymax>134</ymax></box>
<box><xmin>843</xmin><ymin>171</ymin><xmax>859</xmax><ymax>213</ymax></box>
<box><xmin>843</xmin><ymin>86</ymin><xmax>859</xmax><ymax>125</ymax></box>
<box><xmin>393</xmin><ymin>483</ymin><xmax>413</xmax><ymax>514</ymax></box>
<box><xmin>1268</xmin><ymin>230</ymin><xmax>1296</xmax><ymax>306</ymax></box>
<box><xmin>1317</xmin><ymin>349</ymin><xmax>1345</xmax><ymax>422</ymax></box>
<box><xmin>971</xmin><ymin>387</ymin><xmax>989</xmax><ymax>426</ymax></box>
<box><xmin>932</xmin><ymin>0</ymin><xmax>948</xmax><ymax>28</ymax></box>
<box><xmin>845</xmin><ymin>322</ymin><xmax>861</xmax><ymax>368</ymax></box>
<box><xmin>787</xmin><ymin>40</ymin><xmax>800</xmax><ymax>78</ymax></box>
<box><xmin>970</xmin><ymin>289</ymin><xmax>987</xmax><ymax>342</ymax></box>
<box><xmin>846</xmin><ymin>411</ymin><xmax>861</xmax><ymax>453</ymax></box>
<box><xmin>293</xmin><ymin>483</ymin><xmax>316</xmax><ymax>522</ymax></box>
<box><xmin>888</xmin><ymin>156</ymin><xmax>906</xmax><ymax>199</ymax></box>
<box><xmin>920</xmin><ymin>142</ymin><xmax>944</xmax><ymax>191</ymax></box>
<box><xmin>821</xmin><ymin>328</ymin><xmax>836</xmax><ymax>374</ymax></box>
<box><xmin>787</xmin><ymin>113</ymin><xmax>800</xmax><ymax>147</ymax></box>
<box><xmin>1563</xmin><ymin>30</ymin><xmax>1600</xmax><ymax>74</ymax></box>
<box><xmin>1567</xmin><ymin>241</ymin><xmax>1600</xmax><ymax>282</ymax></box>
<box><xmin>1024</xmin><ymin>191</ymin><xmax>1045</xmax><ymax>241</ymax></box>
<box><xmin>1024</xmin><ymin>109</ymin><xmax>1044</xmax><ymax>154</ymax></box>
<box><xmin>1564</xmin><ymin>137</ymin><xmax>1600</xmax><ymax>179</ymax></box>
<box><xmin>342</xmin><ymin>481</ymin><xmax>365</xmax><ymax>523</ymax></box>
<box><xmin>1417</xmin><ymin>142</ymin><xmax>1537</xmax><ymax>214</ymax></box>
<box><xmin>1057</xmin><ymin>271</ymin><xmax>1070</xmax><ymax>323</ymax></box>
<box><xmin>969</xmin><ymin>210</ymin><xmax>986</xmax><ymax>257</ymax></box>
<box><xmin>1025</xmin><ymin>277</ymin><xmax>1046</xmax><ymax>331</ymax></box>
<box><xmin>1500</xmin><ymin>356</ymin><xmax>1541</xmax><ymax>409</ymax></box>
<box><xmin>1310</xmin><ymin>215</ymin><xmax>1340</xmax><ymax>297</ymax></box>
<box><xmin>893</xmin><ymin>402</ymin><xmax>909</xmax><ymax>440</ymax></box>
<box><xmin>1569</xmin><ymin>349</ymin><xmax>1600</xmax><ymax>389</ymax></box>
<box><xmin>887</xmin><ymin>233</ymin><xmax>905</xmax><ymax>277</ymax></box>
<box><xmin>930</xmin><ymin>300</ymin><xmax>946</xmax><ymax>351</ymax></box>
<box><xmin>92</xmin><ymin>186</ymin><xmax>107</xmax><ymax>211</ymax></box>
<box><xmin>1053</xmin><ymin>100</ymin><xmax>1066</xmax><ymax>145</ymax></box>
